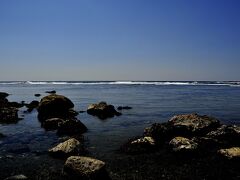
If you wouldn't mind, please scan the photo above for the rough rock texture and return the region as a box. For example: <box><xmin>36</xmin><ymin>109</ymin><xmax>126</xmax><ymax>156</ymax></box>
<box><xmin>121</xmin><ymin>136</ymin><xmax>156</xmax><ymax>154</ymax></box>
<box><xmin>57</xmin><ymin>119</ymin><xmax>87</xmax><ymax>135</ymax></box>
<box><xmin>42</xmin><ymin>118</ymin><xmax>65</xmax><ymax>130</ymax></box>
<box><xmin>87</xmin><ymin>102</ymin><xmax>121</xmax><ymax>119</ymax></box>
<box><xmin>207</xmin><ymin>125</ymin><xmax>240</xmax><ymax>146</ymax></box>
<box><xmin>37</xmin><ymin>94</ymin><xmax>74</xmax><ymax>120</ymax></box>
<box><xmin>49</xmin><ymin>138</ymin><xmax>82</xmax><ymax>158</ymax></box>
<box><xmin>218</xmin><ymin>147</ymin><xmax>240</xmax><ymax>160</ymax></box>
<box><xmin>64</xmin><ymin>156</ymin><xmax>108</xmax><ymax>180</ymax></box>
<box><xmin>168</xmin><ymin>113</ymin><xmax>220</xmax><ymax>136</ymax></box>
<box><xmin>0</xmin><ymin>107</ymin><xmax>19</xmax><ymax>123</ymax></box>
<box><xmin>169</xmin><ymin>137</ymin><xmax>198</xmax><ymax>153</ymax></box>
<box><xmin>4</xmin><ymin>174</ymin><xmax>28</xmax><ymax>180</ymax></box>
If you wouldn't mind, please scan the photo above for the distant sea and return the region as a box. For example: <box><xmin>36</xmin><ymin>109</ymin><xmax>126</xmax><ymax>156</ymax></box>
<box><xmin>0</xmin><ymin>81</ymin><xmax>240</xmax><ymax>178</ymax></box>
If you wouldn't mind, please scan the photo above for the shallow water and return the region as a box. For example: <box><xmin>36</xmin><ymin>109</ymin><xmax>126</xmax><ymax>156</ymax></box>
<box><xmin>0</xmin><ymin>82</ymin><xmax>240</xmax><ymax>179</ymax></box>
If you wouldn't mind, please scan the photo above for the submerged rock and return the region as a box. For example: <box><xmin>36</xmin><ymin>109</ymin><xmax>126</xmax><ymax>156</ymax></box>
<box><xmin>45</xmin><ymin>90</ymin><xmax>56</xmax><ymax>94</ymax></box>
<box><xmin>57</xmin><ymin>119</ymin><xmax>87</xmax><ymax>135</ymax></box>
<box><xmin>64</xmin><ymin>156</ymin><xmax>108</xmax><ymax>180</ymax></box>
<box><xmin>34</xmin><ymin>93</ymin><xmax>41</xmax><ymax>97</ymax></box>
<box><xmin>168</xmin><ymin>113</ymin><xmax>220</xmax><ymax>136</ymax></box>
<box><xmin>121</xmin><ymin>136</ymin><xmax>156</xmax><ymax>154</ymax></box>
<box><xmin>4</xmin><ymin>174</ymin><xmax>28</xmax><ymax>180</ymax></box>
<box><xmin>117</xmin><ymin>106</ymin><xmax>132</xmax><ymax>110</ymax></box>
<box><xmin>49</xmin><ymin>138</ymin><xmax>83</xmax><ymax>158</ymax></box>
<box><xmin>87</xmin><ymin>102</ymin><xmax>121</xmax><ymax>119</ymax></box>
<box><xmin>37</xmin><ymin>94</ymin><xmax>74</xmax><ymax>120</ymax></box>
<box><xmin>218</xmin><ymin>147</ymin><xmax>240</xmax><ymax>160</ymax></box>
<box><xmin>169</xmin><ymin>137</ymin><xmax>198</xmax><ymax>153</ymax></box>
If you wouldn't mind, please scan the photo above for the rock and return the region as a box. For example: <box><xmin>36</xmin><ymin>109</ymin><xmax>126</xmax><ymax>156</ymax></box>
<box><xmin>42</xmin><ymin>117</ymin><xmax>64</xmax><ymax>130</ymax></box>
<box><xmin>45</xmin><ymin>90</ymin><xmax>56</xmax><ymax>94</ymax></box>
<box><xmin>207</xmin><ymin>125</ymin><xmax>240</xmax><ymax>146</ymax></box>
<box><xmin>0</xmin><ymin>92</ymin><xmax>9</xmax><ymax>99</ymax></box>
<box><xmin>87</xmin><ymin>102</ymin><xmax>122</xmax><ymax>119</ymax></box>
<box><xmin>169</xmin><ymin>137</ymin><xmax>198</xmax><ymax>153</ymax></box>
<box><xmin>64</xmin><ymin>156</ymin><xmax>108</xmax><ymax>180</ymax></box>
<box><xmin>168</xmin><ymin>113</ymin><xmax>220</xmax><ymax>136</ymax></box>
<box><xmin>0</xmin><ymin>107</ymin><xmax>19</xmax><ymax>123</ymax></box>
<box><xmin>57</xmin><ymin>119</ymin><xmax>87</xmax><ymax>135</ymax></box>
<box><xmin>218</xmin><ymin>147</ymin><xmax>240</xmax><ymax>160</ymax></box>
<box><xmin>49</xmin><ymin>138</ymin><xmax>83</xmax><ymax>158</ymax></box>
<box><xmin>4</xmin><ymin>174</ymin><xmax>28</xmax><ymax>180</ymax></box>
<box><xmin>0</xmin><ymin>132</ymin><xmax>5</xmax><ymax>138</ymax></box>
<box><xmin>7</xmin><ymin>102</ymin><xmax>24</xmax><ymax>108</ymax></box>
<box><xmin>37</xmin><ymin>94</ymin><xmax>74</xmax><ymax>121</ymax></box>
<box><xmin>117</xmin><ymin>106</ymin><xmax>132</xmax><ymax>110</ymax></box>
<box><xmin>34</xmin><ymin>93</ymin><xmax>41</xmax><ymax>97</ymax></box>
<box><xmin>26</xmin><ymin>100</ymin><xmax>39</xmax><ymax>112</ymax></box>
<box><xmin>121</xmin><ymin>136</ymin><xmax>156</xmax><ymax>154</ymax></box>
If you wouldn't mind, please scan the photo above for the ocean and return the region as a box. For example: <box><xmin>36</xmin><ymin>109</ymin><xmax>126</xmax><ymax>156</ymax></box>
<box><xmin>0</xmin><ymin>81</ymin><xmax>240</xmax><ymax>179</ymax></box>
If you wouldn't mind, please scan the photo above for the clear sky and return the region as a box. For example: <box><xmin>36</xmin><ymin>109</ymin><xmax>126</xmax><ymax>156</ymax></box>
<box><xmin>0</xmin><ymin>0</ymin><xmax>239</xmax><ymax>81</ymax></box>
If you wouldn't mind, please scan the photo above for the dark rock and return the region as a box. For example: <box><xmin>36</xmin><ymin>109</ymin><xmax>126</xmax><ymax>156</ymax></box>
<box><xmin>0</xmin><ymin>92</ymin><xmax>9</xmax><ymax>99</ymax></box>
<box><xmin>37</xmin><ymin>94</ymin><xmax>74</xmax><ymax>121</ymax></box>
<box><xmin>7</xmin><ymin>102</ymin><xmax>24</xmax><ymax>108</ymax></box>
<box><xmin>57</xmin><ymin>119</ymin><xmax>87</xmax><ymax>136</ymax></box>
<box><xmin>26</xmin><ymin>100</ymin><xmax>39</xmax><ymax>112</ymax></box>
<box><xmin>0</xmin><ymin>107</ymin><xmax>19</xmax><ymax>123</ymax></box>
<box><xmin>4</xmin><ymin>174</ymin><xmax>28</xmax><ymax>180</ymax></box>
<box><xmin>87</xmin><ymin>102</ymin><xmax>122</xmax><ymax>119</ymax></box>
<box><xmin>169</xmin><ymin>137</ymin><xmax>198</xmax><ymax>153</ymax></box>
<box><xmin>218</xmin><ymin>147</ymin><xmax>240</xmax><ymax>160</ymax></box>
<box><xmin>42</xmin><ymin>117</ymin><xmax>64</xmax><ymax>130</ymax></box>
<box><xmin>34</xmin><ymin>93</ymin><xmax>41</xmax><ymax>97</ymax></box>
<box><xmin>45</xmin><ymin>90</ymin><xmax>56</xmax><ymax>94</ymax></box>
<box><xmin>0</xmin><ymin>132</ymin><xmax>5</xmax><ymax>138</ymax></box>
<box><xmin>168</xmin><ymin>113</ymin><xmax>220</xmax><ymax>136</ymax></box>
<box><xmin>117</xmin><ymin>106</ymin><xmax>132</xmax><ymax>110</ymax></box>
<box><xmin>207</xmin><ymin>125</ymin><xmax>240</xmax><ymax>147</ymax></box>
<box><xmin>79</xmin><ymin>110</ymin><xmax>86</xmax><ymax>113</ymax></box>
<box><xmin>63</xmin><ymin>156</ymin><xmax>109</xmax><ymax>180</ymax></box>
<box><xmin>121</xmin><ymin>136</ymin><xmax>156</xmax><ymax>154</ymax></box>
<box><xmin>49</xmin><ymin>138</ymin><xmax>83</xmax><ymax>158</ymax></box>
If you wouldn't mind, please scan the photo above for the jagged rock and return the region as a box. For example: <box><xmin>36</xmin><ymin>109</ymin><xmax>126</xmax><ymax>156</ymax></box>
<box><xmin>168</xmin><ymin>113</ymin><xmax>220</xmax><ymax>136</ymax></box>
<box><xmin>57</xmin><ymin>119</ymin><xmax>87</xmax><ymax>135</ymax></box>
<box><xmin>218</xmin><ymin>147</ymin><xmax>240</xmax><ymax>160</ymax></box>
<box><xmin>117</xmin><ymin>106</ymin><xmax>132</xmax><ymax>110</ymax></box>
<box><xmin>87</xmin><ymin>102</ymin><xmax>121</xmax><ymax>119</ymax></box>
<box><xmin>63</xmin><ymin>156</ymin><xmax>108</xmax><ymax>180</ymax></box>
<box><xmin>4</xmin><ymin>174</ymin><xmax>28</xmax><ymax>180</ymax></box>
<box><xmin>207</xmin><ymin>125</ymin><xmax>240</xmax><ymax>146</ymax></box>
<box><xmin>121</xmin><ymin>136</ymin><xmax>156</xmax><ymax>154</ymax></box>
<box><xmin>0</xmin><ymin>107</ymin><xmax>19</xmax><ymax>123</ymax></box>
<box><xmin>37</xmin><ymin>94</ymin><xmax>74</xmax><ymax>121</ymax></box>
<box><xmin>49</xmin><ymin>138</ymin><xmax>83</xmax><ymax>158</ymax></box>
<box><xmin>169</xmin><ymin>137</ymin><xmax>198</xmax><ymax>153</ymax></box>
<box><xmin>42</xmin><ymin>117</ymin><xmax>64</xmax><ymax>130</ymax></box>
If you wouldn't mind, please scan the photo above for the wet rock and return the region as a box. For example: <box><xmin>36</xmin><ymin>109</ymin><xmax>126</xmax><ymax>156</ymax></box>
<box><xmin>37</xmin><ymin>94</ymin><xmax>74</xmax><ymax>121</ymax></box>
<box><xmin>6</xmin><ymin>143</ymin><xmax>30</xmax><ymax>154</ymax></box>
<box><xmin>117</xmin><ymin>106</ymin><xmax>132</xmax><ymax>110</ymax></box>
<box><xmin>87</xmin><ymin>102</ymin><xmax>121</xmax><ymax>119</ymax></box>
<box><xmin>169</xmin><ymin>137</ymin><xmax>198</xmax><ymax>153</ymax></box>
<box><xmin>42</xmin><ymin>117</ymin><xmax>64</xmax><ymax>130</ymax></box>
<box><xmin>207</xmin><ymin>125</ymin><xmax>240</xmax><ymax>146</ymax></box>
<box><xmin>64</xmin><ymin>156</ymin><xmax>108</xmax><ymax>180</ymax></box>
<box><xmin>7</xmin><ymin>102</ymin><xmax>24</xmax><ymax>108</ymax></box>
<box><xmin>4</xmin><ymin>174</ymin><xmax>28</xmax><ymax>180</ymax></box>
<box><xmin>26</xmin><ymin>100</ymin><xmax>39</xmax><ymax>112</ymax></box>
<box><xmin>0</xmin><ymin>92</ymin><xmax>9</xmax><ymax>99</ymax></box>
<box><xmin>45</xmin><ymin>90</ymin><xmax>56</xmax><ymax>94</ymax></box>
<box><xmin>168</xmin><ymin>113</ymin><xmax>220</xmax><ymax>136</ymax></box>
<box><xmin>57</xmin><ymin>119</ymin><xmax>87</xmax><ymax>135</ymax></box>
<box><xmin>49</xmin><ymin>138</ymin><xmax>83</xmax><ymax>158</ymax></box>
<box><xmin>218</xmin><ymin>147</ymin><xmax>240</xmax><ymax>160</ymax></box>
<box><xmin>121</xmin><ymin>136</ymin><xmax>156</xmax><ymax>154</ymax></box>
<box><xmin>0</xmin><ymin>107</ymin><xmax>19</xmax><ymax>123</ymax></box>
<box><xmin>34</xmin><ymin>93</ymin><xmax>41</xmax><ymax>97</ymax></box>
<box><xmin>0</xmin><ymin>132</ymin><xmax>5</xmax><ymax>138</ymax></box>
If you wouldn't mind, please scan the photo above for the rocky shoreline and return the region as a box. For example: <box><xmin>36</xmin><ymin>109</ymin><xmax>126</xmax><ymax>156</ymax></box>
<box><xmin>0</xmin><ymin>91</ymin><xmax>239</xmax><ymax>179</ymax></box>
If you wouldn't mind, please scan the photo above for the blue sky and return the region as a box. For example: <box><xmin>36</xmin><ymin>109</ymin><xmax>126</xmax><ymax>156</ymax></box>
<box><xmin>0</xmin><ymin>0</ymin><xmax>239</xmax><ymax>81</ymax></box>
